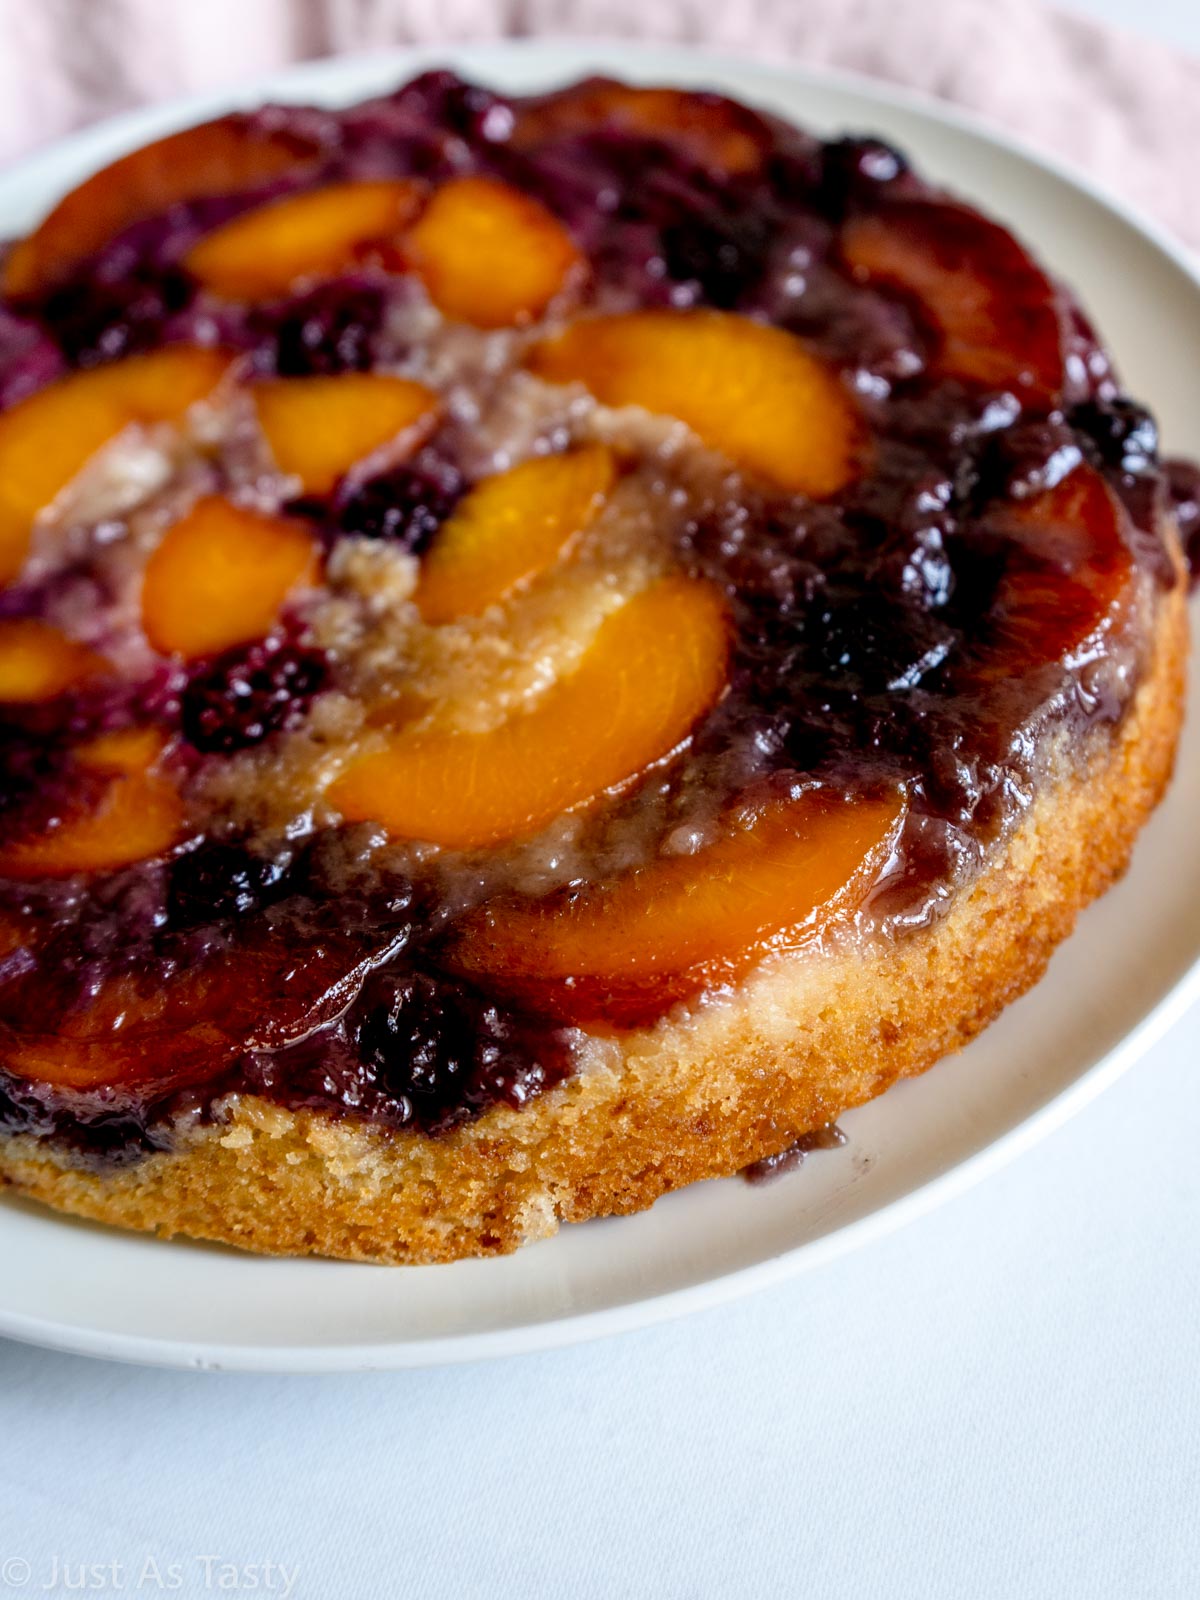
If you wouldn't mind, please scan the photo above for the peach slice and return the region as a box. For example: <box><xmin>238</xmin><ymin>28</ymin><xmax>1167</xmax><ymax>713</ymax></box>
<box><xmin>0</xmin><ymin>620</ymin><xmax>104</xmax><ymax>702</ymax></box>
<box><xmin>413</xmin><ymin>445</ymin><xmax>616</xmax><ymax>623</ymax></box>
<box><xmin>330</xmin><ymin>574</ymin><xmax>729</xmax><ymax>849</ymax></box>
<box><xmin>0</xmin><ymin>728</ymin><xmax>181</xmax><ymax>880</ymax></box>
<box><xmin>3</xmin><ymin>116</ymin><xmax>321</xmax><ymax>298</ymax></box>
<box><xmin>841</xmin><ymin>199</ymin><xmax>1065</xmax><ymax>402</ymax></box>
<box><xmin>406</xmin><ymin>176</ymin><xmax>581</xmax><ymax>328</ymax></box>
<box><xmin>141</xmin><ymin>495</ymin><xmax>320</xmax><ymax>660</ymax></box>
<box><xmin>0</xmin><ymin>345</ymin><xmax>233</xmax><ymax>586</ymax></box>
<box><xmin>253</xmin><ymin>373</ymin><xmax>439</xmax><ymax>495</ymax></box>
<box><xmin>974</xmin><ymin>464</ymin><xmax>1132</xmax><ymax>679</ymax></box>
<box><xmin>528</xmin><ymin>311</ymin><xmax>861</xmax><ymax>497</ymax></box>
<box><xmin>452</xmin><ymin>789</ymin><xmax>905</xmax><ymax>1027</ymax></box>
<box><xmin>184</xmin><ymin>179</ymin><xmax>423</xmax><ymax>300</ymax></box>
<box><xmin>512</xmin><ymin>81</ymin><xmax>767</xmax><ymax>175</ymax></box>
<box><xmin>0</xmin><ymin>924</ymin><xmax>394</xmax><ymax>1094</ymax></box>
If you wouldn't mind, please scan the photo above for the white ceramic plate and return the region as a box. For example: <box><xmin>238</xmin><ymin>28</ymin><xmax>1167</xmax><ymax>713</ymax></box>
<box><xmin>1</xmin><ymin>40</ymin><xmax>1197</xmax><ymax>1372</ymax></box>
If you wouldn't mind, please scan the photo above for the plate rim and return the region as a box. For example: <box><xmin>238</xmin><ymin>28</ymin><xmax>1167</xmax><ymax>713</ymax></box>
<box><xmin>0</xmin><ymin>37</ymin><xmax>1197</xmax><ymax>1373</ymax></box>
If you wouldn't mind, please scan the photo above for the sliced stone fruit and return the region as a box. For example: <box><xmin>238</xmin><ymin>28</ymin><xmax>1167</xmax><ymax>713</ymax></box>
<box><xmin>330</xmin><ymin>574</ymin><xmax>729</xmax><ymax>849</ymax></box>
<box><xmin>0</xmin><ymin>345</ymin><xmax>233</xmax><ymax>586</ymax></box>
<box><xmin>407</xmin><ymin>175</ymin><xmax>581</xmax><ymax>328</ymax></box>
<box><xmin>971</xmin><ymin>463</ymin><xmax>1134</xmax><ymax>680</ymax></box>
<box><xmin>184</xmin><ymin>179</ymin><xmax>423</xmax><ymax>300</ymax></box>
<box><xmin>0</xmin><ymin>924</ymin><xmax>398</xmax><ymax>1094</ymax></box>
<box><xmin>528</xmin><ymin>311</ymin><xmax>861</xmax><ymax>497</ymax></box>
<box><xmin>841</xmin><ymin>198</ymin><xmax>1065</xmax><ymax>403</ymax></box>
<box><xmin>141</xmin><ymin>495</ymin><xmax>320</xmax><ymax>660</ymax></box>
<box><xmin>0</xmin><ymin>620</ymin><xmax>105</xmax><ymax>702</ymax></box>
<box><xmin>0</xmin><ymin>728</ymin><xmax>182</xmax><ymax>880</ymax></box>
<box><xmin>413</xmin><ymin>444</ymin><xmax>616</xmax><ymax>623</ymax></box>
<box><xmin>3</xmin><ymin>115</ymin><xmax>321</xmax><ymax>298</ymax></box>
<box><xmin>253</xmin><ymin>373</ymin><xmax>439</xmax><ymax>494</ymax></box>
<box><xmin>512</xmin><ymin>81</ymin><xmax>768</xmax><ymax>174</ymax></box>
<box><xmin>452</xmin><ymin>789</ymin><xmax>905</xmax><ymax>1027</ymax></box>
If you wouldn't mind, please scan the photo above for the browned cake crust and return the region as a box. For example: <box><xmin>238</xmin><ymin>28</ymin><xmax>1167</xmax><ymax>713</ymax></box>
<box><xmin>0</xmin><ymin>579</ymin><xmax>1186</xmax><ymax>1264</ymax></box>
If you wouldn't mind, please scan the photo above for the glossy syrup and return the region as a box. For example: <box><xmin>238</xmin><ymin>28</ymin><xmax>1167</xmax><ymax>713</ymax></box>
<box><xmin>0</xmin><ymin>72</ymin><xmax>1185</xmax><ymax>1159</ymax></box>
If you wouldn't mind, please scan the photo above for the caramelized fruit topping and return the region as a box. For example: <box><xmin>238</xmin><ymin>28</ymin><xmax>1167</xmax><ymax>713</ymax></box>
<box><xmin>413</xmin><ymin>444</ymin><xmax>616</xmax><ymax>622</ymax></box>
<box><xmin>511</xmin><ymin>80</ymin><xmax>769</xmax><ymax>174</ymax></box>
<box><xmin>330</xmin><ymin>575</ymin><xmax>729</xmax><ymax>848</ymax></box>
<box><xmin>4</xmin><ymin>116</ymin><xmax>322</xmax><ymax>298</ymax></box>
<box><xmin>970</xmin><ymin>463</ymin><xmax>1133</xmax><ymax>680</ymax></box>
<box><xmin>0</xmin><ymin>346</ymin><xmax>232</xmax><ymax>585</ymax></box>
<box><xmin>407</xmin><ymin>175</ymin><xmax>582</xmax><ymax>327</ymax></box>
<box><xmin>0</xmin><ymin>70</ymin><xmax>1181</xmax><ymax>1156</ymax></box>
<box><xmin>0</xmin><ymin>620</ymin><xmax>103</xmax><ymax>702</ymax></box>
<box><xmin>253</xmin><ymin>373</ymin><xmax>439</xmax><ymax>494</ymax></box>
<box><xmin>185</xmin><ymin>179</ymin><xmax>422</xmax><ymax>300</ymax></box>
<box><xmin>528</xmin><ymin>311</ymin><xmax>862</xmax><ymax>496</ymax></box>
<box><xmin>454</xmin><ymin>791</ymin><xmax>904</xmax><ymax>1026</ymax></box>
<box><xmin>0</xmin><ymin>923</ymin><xmax>395</xmax><ymax>1094</ymax></box>
<box><xmin>141</xmin><ymin>496</ymin><xmax>321</xmax><ymax>659</ymax></box>
<box><xmin>0</xmin><ymin>729</ymin><xmax>181</xmax><ymax>880</ymax></box>
<box><xmin>841</xmin><ymin>199</ymin><xmax>1065</xmax><ymax>403</ymax></box>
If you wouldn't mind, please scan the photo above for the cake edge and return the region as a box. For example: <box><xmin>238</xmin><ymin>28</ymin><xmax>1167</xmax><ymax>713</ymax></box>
<box><xmin>0</xmin><ymin>573</ymin><xmax>1188</xmax><ymax>1265</ymax></box>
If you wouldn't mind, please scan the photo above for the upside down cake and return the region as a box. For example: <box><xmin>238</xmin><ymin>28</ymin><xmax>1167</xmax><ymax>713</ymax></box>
<box><xmin>0</xmin><ymin>71</ymin><xmax>1192</xmax><ymax>1262</ymax></box>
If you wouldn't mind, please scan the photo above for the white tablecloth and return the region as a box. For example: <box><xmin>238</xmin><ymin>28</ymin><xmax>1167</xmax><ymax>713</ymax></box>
<box><xmin>2</xmin><ymin>4</ymin><xmax>1198</xmax><ymax>1596</ymax></box>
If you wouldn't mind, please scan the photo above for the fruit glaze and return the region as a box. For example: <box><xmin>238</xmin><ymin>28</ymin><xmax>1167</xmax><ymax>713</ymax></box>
<box><xmin>0</xmin><ymin>72</ymin><xmax>1191</xmax><ymax>1162</ymax></box>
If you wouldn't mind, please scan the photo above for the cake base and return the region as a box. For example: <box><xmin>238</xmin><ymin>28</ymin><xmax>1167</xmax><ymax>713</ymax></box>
<box><xmin>0</xmin><ymin>582</ymin><xmax>1188</xmax><ymax>1264</ymax></box>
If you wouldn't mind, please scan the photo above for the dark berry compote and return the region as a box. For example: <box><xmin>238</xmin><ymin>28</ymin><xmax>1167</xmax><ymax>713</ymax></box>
<box><xmin>0</xmin><ymin>71</ymin><xmax>1188</xmax><ymax>1166</ymax></box>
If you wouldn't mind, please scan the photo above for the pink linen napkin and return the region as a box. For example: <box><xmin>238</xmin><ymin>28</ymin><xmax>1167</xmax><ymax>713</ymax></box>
<box><xmin>0</xmin><ymin>0</ymin><xmax>1196</xmax><ymax>250</ymax></box>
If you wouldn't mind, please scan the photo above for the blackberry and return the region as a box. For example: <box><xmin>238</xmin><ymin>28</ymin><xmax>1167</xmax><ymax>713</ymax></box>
<box><xmin>659</xmin><ymin>209</ymin><xmax>773</xmax><ymax>308</ymax></box>
<box><xmin>181</xmin><ymin>637</ymin><xmax>326</xmax><ymax>754</ymax></box>
<box><xmin>334</xmin><ymin>453</ymin><xmax>465</xmax><ymax>553</ymax></box>
<box><xmin>254</xmin><ymin>279</ymin><xmax>388</xmax><ymax>377</ymax></box>
<box><xmin>1071</xmin><ymin>397</ymin><xmax>1159</xmax><ymax>474</ymax></box>
<box><xmin>40</xmin><ymin>266</ymin><xmax>193</xmax><ymax>367</ymax></box>
<box><xmin>354</xmin><ymin>968</ymin><xmax>567</xmax><ymax>1131</ymax></box>
<box><xmin>1165</xmin><ymin>457</ymin><xmax>1200</xmax><ymax>584</ymax></box>
<box><xmin>819</xmin><ymin>136</ymin><xmax>908</xmax><ymax>216</ymax></box>
<box><xmin>399</xmin><ymin>71</ymin><xmax>513</xmax><ymax>145</ymax></box>
<box><xmin>166</xmin><ymin>839</ymin><xmax>296</xmax><ymax>929</ymax></box>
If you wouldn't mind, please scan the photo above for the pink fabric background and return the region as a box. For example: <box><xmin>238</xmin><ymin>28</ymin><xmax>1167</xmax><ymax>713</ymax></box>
<box><xmin>0</xmin><ymin>0</ymin><xmax>1196</xmax><ymax>249</ymax></box>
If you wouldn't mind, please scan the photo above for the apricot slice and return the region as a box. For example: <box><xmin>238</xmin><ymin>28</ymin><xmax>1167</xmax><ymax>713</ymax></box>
<box><xmin>974</xmin><ymin>464</ymin><xmax>1132</xmax><ymax>679</ymax></box>
<box><xmin>452</xmin><ymin>789</ymin><xmax>905</xmax><ymax>1027</ymax></box>
<box><xmin>253</xmin><ymin>373</ymin><xmax>439</xmax><ymax>495</ymax></box>
<box><xmin>0</xmin><ymin>728</ymin><xmax>181</xmax><ymax>880</ymax></box>
<box><xmin>0</xmin><ymin>345</ymin><xmax>233</xmax><ymax>586</ymax></box>
<box><xmin>413</xmin><ymin>445</ymin><xmax>616</xmax><ymax>623</ymax></box>
<box><xmin>528</xmin><ymin>311</ymin><xmax>861</xmax><ymax>497</ymax></box>
<box><xmin>4</xmin><ymin>116</ymin><xmax>321</xmax><ymax>298</ymax></box>
<box><xmin>512</xmin><ymin>81</ymin><xmax>767</xmax><ymax>174</ymax></box>
<box><xmin>0</xmin><ymin>924</ymin><xmax>396</xmax><ymax>1094</ymax></box>
<box><xmin>407</xmin><ymin>176</ymin><xmax>581</xmax><ymax>328</ymax></box>
<box><xmin>0</xmin><ymin>620</ymin><xmax>104</xmax><ymax>702</ymax></box>
<box><xmin>184</xmin><ymin>179</ymin><xmax>423</xmax><ymax>300</ymax></box>
<box><xmin>841</xmin><ymin>199</ymin><xmax>1064</xmax><ymax>402</ymax></box>
<box><xmin>141</xmin><ymin>495</ymin><xmax>320</xmax><ymax>660</ymax></box>
<box><xmin>330</xmin><ymin>575</ymin><xmax>728</xmax><ymax>849</ymax></box>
